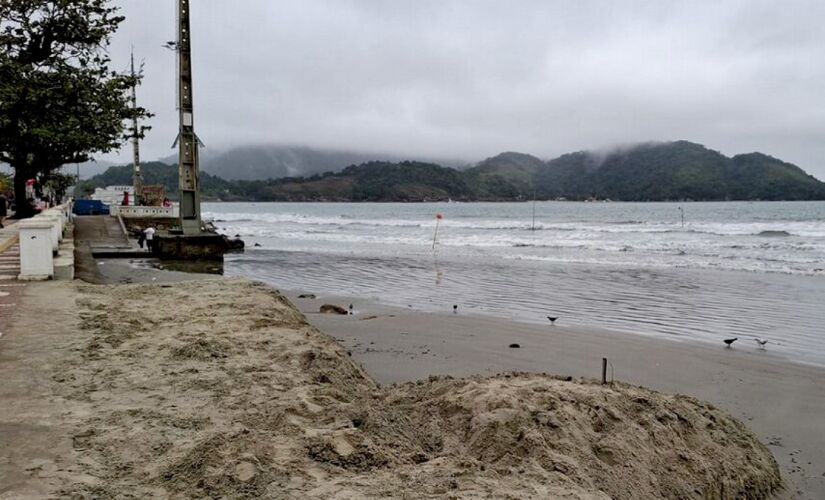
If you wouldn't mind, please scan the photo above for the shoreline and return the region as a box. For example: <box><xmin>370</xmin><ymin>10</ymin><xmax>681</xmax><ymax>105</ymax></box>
<box><xmin>224</xmin><ymin>246</ymin><xmax>825</xmax><ymax>367</ymax></box>
<box><xmin>290</xmin><ymin>286</ymin><xmax>814</xmax><ymax>369</ymax></box>
<box><xmin>289</xmin><ymin>288</ymin><xmax>825</xmax><ymax>498</ymax></box>
<box><xmin>305</xmin><ymin>282</ymin><xmax>822</xmax><ymax>370</ymax></box>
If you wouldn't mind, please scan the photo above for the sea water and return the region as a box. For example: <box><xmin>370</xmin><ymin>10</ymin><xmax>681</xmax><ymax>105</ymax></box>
<box><xmin>204</xmin><ymin>201</ymin><xmax>825</xmax><ymax>366</ymax></box>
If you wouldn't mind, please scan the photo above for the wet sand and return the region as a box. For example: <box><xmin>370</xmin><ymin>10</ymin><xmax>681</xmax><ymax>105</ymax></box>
<box><xmin>296</xmin><ymin>293</ymin><xmax>825</xmax><ymax>499</ymax></box>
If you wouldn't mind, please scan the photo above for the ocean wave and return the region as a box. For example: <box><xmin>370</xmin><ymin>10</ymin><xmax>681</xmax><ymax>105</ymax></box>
<box><xmin>206</xmin><ymin>210</ymin><xmax>825</xmax><ymax>238</ymax></box>
<box><xmin>511</xmin><ymin>243</ymin><xmax>588</xmax><ymax>250</ymax></box>
<box><xmin>226</xmin><ymin>226</ymin><xmax>825</xmax><ymax>258</ymax></box>
<box><xmin>501</xmin><ymin>253</ymin><xmax>821</xmax><ymax>276</ymax></box>
<box><xmin>756</xmin><ymin>230</ymin><xmax>792</xmax><ymax>237</ymax></box>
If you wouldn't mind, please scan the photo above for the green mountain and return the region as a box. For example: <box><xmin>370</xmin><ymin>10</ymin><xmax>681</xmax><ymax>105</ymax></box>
<box><xmin>533</xmin><ymin>141</ymin><xmax>825</xmax><ymax>201</ymax></box>
<box><xmin>79</xmin><ymin>141</ymin><xmax>825</xmax><ymax>202</ymax></box>
<box><xmin>727</xmin><ymin>152</ymin><xmax>825</xmax><ymax>200</ymax></box>
<box><xmin>464</xmin><ymin>152</ymin><xmax>544</xmax><ymax>198</ymax></box>
<box><xmin>238</xmin><ymin>161</ymin><xmax>474</xmax><ymax>202</ymax></box>
<box><xmin>163</xmin><ymin>145</ymin><xmax>469</xmax><ymax>181</ymax></box>
<box><xmin>536</xmin><ymin>141</ymin><xmax>733</xmax><ymax>200</ymax></box>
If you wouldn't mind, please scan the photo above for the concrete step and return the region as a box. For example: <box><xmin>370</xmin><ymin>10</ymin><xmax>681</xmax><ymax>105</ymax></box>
<box><xmin>54</xmin><ymin>239</ymin><xmax>75</xmax><ymax>280</ymax></box>
<box><xmin>54</xmin><ymin>254</ymin><xmax>74</xmax><ymax>280</ymax></box>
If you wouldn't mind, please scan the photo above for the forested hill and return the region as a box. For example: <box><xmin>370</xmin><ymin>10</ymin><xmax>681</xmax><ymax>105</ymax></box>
<box><xmin>160</xmin><ymin>145</ymin><xmax>468</xmax><ymax>181</ymax></box>
<box><xmin>529</xmin><ymin>141</ymin><xmax>825</xmax><ymax>201</ymax></box>
<box><xmin>79</xmin><ymin>141</ymin><xmax>825</xmax><ymax>201</ymax></box>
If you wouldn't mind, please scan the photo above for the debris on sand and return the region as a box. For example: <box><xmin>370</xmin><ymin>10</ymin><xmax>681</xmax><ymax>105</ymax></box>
<box><xmin>320</xmin><ymin>304</ymin><xmax>348</xmax><ymax>314</ymax></box>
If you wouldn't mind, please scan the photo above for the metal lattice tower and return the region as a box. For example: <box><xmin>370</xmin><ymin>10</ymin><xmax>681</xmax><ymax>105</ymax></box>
<box><xmin>130</xmin><ymin>50</ymin><xmax>143</xmax><ymax>206</ymax></box>
<box><xmin>177</xmin><ymin>0</ymin><xmax>201</xmax><ymax>234</ymax></box>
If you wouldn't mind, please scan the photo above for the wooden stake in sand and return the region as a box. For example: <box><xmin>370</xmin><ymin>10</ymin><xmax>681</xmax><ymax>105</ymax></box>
<box><xmin>602</xmin><ymin>357</ymin><xmax>608</xmax><ymax>385</ymax></box>
<box><xmin>432</xmin><ymin>213</ymin><xmax>443</xmax><ymax>249</ymax></box>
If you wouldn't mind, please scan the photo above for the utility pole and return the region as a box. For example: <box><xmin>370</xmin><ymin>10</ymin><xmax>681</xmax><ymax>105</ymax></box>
<box><xmin>130</xmin><ymin>49</ymin><xmax>142</xmax><ymax>206</ymax></box>
<box><xmin>176</xmin><ymin>0</ymin><xmax>202</xmax><ymax>234</ymax></box>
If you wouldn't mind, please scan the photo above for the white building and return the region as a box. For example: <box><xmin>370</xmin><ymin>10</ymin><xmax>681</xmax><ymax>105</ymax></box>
<box><xmin>91</xmin><ymin>185</ymin><xmax>133</xmax><ymax>206</ymax></box>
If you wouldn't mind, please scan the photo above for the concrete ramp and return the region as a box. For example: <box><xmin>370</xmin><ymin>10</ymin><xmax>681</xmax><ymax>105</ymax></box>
<box><xmin>74</xmin><ymin>215</ymin><xmax>146</xmax><ymax>257</ymax></box>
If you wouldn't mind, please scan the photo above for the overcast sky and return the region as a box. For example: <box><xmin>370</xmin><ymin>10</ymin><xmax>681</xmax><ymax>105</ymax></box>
<box><xmin>102</xmin><ymin>0</ymin><xmax>825</xmax><ymax>179</ymax></box>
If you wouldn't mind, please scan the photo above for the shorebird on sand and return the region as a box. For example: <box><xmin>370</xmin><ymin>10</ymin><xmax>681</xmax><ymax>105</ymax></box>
<box><xmin>723</xmin><ymin>337</ymin><xmax>738</xmax><ymax>348</ymax></box>
<box><xmin>547</xmin><ymin>316</ymin><xmax>558</xmax><ymax>325</ymax></box>
<box><xmin>348</xmin><ymin>304</ymin><xmax>353</xmax><ymax>315</ymax></box>
<box><xmin>453</xmin><ymin>304</ymin><xmax>458</xmax><ymax>314</ymax></box>
<box><xmin>755</xmin><ymin>338</ymin><xmax>768</xmax><ymax>349</ymax></box>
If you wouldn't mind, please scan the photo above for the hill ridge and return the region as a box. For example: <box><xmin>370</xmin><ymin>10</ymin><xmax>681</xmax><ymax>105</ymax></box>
<box><xmin>79</xmin><ymin>140</ymin><xmax>825</xmax><ymax>201</ymax></box>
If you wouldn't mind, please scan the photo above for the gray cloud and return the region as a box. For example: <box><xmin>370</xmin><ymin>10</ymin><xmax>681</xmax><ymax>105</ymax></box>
<box><xmin>102</xmin><ymin>0</ymin><xmax>825</xmax><ymax>179</ymax></box>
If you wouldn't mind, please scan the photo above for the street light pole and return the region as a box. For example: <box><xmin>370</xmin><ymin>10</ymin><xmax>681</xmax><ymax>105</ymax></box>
<box><xmin>130</xmin><ymin>49</ymin><xmax>143</xmax><ymax>206</ymax></box>
<box><xmin>176</xmin><ymin>0</ymin><xmax>202</xmax><ymax>234</ymax></box>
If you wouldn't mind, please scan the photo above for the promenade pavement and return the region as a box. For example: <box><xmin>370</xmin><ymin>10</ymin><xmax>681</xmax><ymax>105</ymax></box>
<box><xmin>0</xmin><ymin>221</ymin><xmax>24</xmax><ymax>339</ymax></box>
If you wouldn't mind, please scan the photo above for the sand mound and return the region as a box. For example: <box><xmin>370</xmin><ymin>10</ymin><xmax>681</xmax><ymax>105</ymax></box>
<box><xmin>52</xmin><ymin>279</ymin><xmax>780</xmax><ymax>498</ymax></box>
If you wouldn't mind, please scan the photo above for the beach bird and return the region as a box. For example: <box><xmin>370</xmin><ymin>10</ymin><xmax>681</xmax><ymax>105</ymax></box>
<box><xmin>723</xmin><ymin>337</ymin><xmax>738</xmax><ymax>348</ymax></box>
<box><xmin>547</xmin><ymin>316</ymin><xmax>558</xmax><ymax>325</ymax></box>
<box><xmin>755</xmin><ymin>338</ymin><xmax>768</xmax><ymax>349</ymax></box>
<box><xmin>453</xmin><ymin>304</ymin><xmax>458</xmax><ymax>314</ymax></box>
<box><xmin>348</xmin><ymin>304</ymin><xmax>353</xmax><ymax>315</ymax></box>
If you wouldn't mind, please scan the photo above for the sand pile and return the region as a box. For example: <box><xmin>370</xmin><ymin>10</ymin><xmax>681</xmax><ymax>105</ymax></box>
<box><xmin>52</xmin><ymin>279</ymin><xmax>780</xmax><ymax>498</ymax></box>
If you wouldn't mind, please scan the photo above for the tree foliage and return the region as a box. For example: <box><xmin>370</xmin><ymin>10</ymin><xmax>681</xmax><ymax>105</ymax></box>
<box><xmin>0</xmin><ymin>0</ymin><xmax>149</xmax><ymax>216</ymax></box>
<box><xmin>345</xmin><ymin>161</ymin><xmax>471</xmax><ymax>201</ymax></box>
<box><xmin>42</xmin><ymin>171</ymin><xmax>76</xmax><ymax>201</ymax></box>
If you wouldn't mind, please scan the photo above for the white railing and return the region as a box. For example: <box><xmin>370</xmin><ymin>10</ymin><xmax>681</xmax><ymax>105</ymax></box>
<box><xmin>111</xmin><ymin>205</ymin><xmax>179</xmax><ymax>218</ymax></box>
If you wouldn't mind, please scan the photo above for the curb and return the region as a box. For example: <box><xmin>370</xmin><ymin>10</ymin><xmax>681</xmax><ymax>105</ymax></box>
<box><xmin>117</xmin><ymin>214</ymin><xmax>130</xmax><ymax>244</ymax></box>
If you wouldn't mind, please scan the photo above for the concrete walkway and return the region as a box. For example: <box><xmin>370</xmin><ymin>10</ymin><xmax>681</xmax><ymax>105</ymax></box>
<box><xmin>0</xmin><ymin>223</ymin><xmax>25</xmax><ymax>339</ymax></box>
<box><xmin>0</xmin><ymin>282</ymin><xmax>80</xmax><ymax>497</ymax></box>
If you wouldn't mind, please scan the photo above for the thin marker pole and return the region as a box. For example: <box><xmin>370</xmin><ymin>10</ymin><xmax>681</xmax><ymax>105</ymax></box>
<box><xmin>432</xmin><ymin>213</ymin><xmax>443</xmax><ymax>249</ymax></box>
<box><xmin>601</xmin><ymin>357</ymin><xmax>608</xmax><ymax>385</ymax></box>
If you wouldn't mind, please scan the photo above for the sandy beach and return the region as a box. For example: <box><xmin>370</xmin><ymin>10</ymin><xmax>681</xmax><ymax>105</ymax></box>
<box><xmin>0</xmin><ymin>277</ymin><xmax>788</xmax><ymax>498</ymax></box>
<box><xmin>297</xmin><ymin>292</ymin><xmax>825</xmax><ymax>499</ymax></box>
